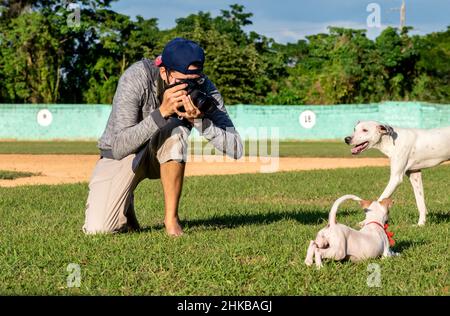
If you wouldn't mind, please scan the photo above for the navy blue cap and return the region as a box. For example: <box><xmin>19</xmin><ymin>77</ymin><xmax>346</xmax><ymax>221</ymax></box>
<box><xmin>159</xmin><ymin>38</ymin><xmax>205</xmax><ymax>75</ymax></box>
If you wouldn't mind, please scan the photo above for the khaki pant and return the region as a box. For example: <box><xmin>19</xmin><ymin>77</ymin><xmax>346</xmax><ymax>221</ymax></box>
<box><xmin>82</xmin><ymin>125</ymin><xmax>190</xmax><ymax>234</ymax></box>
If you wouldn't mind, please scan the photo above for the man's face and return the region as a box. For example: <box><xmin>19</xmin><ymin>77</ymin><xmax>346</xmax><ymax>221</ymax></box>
<box><xmin>159</xmin><ymin>65</ymin><xmax>201</xmax><ymax>85</ymax></box>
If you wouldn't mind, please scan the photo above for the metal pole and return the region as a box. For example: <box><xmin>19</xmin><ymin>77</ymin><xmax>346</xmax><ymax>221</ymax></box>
<box><xmin>400</xmin><ymin>0</ymin><xmax>406</xmax><ymax>29</ymax></box>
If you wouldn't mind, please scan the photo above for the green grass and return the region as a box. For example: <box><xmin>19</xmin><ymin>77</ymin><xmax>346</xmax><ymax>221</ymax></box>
<box><xmin>0</xmin><ymin>165</ymin><xmax>448</xmax><ymax>295</ymax></box>
<box><xmin>0</xmin><ymin>141</ymin><xmax>384</xmax><ymax>158</ymax></box>
<box><xmin>0</xmin><ymin>170</ymin><xmax>37</xmax><ymax>180</ymax></box>
<box><xmin>0</xmin><ymin>141</ymin><xmax>100</xmax><ymax>155</ymax></box>
<box><xmin>255</xmin><ymin>140</ymin><xmax>383</xmax><ymax>157</ymax></box>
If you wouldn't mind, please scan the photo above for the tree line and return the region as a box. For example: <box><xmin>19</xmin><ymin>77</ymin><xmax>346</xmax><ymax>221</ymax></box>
<box><xmin>0</xmin><ymin>1</ymin><xmax>449</xmax><ymax>105</ymax></box>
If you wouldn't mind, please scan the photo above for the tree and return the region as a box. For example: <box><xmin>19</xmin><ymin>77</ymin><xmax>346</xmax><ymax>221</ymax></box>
<box><xmin>375</xmin><ymin>26</ymin><xmax>419</xmax><ymax>100</ymax></box>
<box><xmin>411</xmin><ymin>27</ymin><xmax>450</xmax><ymax>103</ymax></box>
<box><xmin>81</xmin><ymin>9</ymin><xmax>159</xmax><ymax>104</ymax></box>
<box><xmin>268</xmin><ymin>26</ymin><xmax>432</xmax><ymax>105</ymax></box>
<box><xmin>158</xmin><ymin>5</ymin><xmax>286</xmax><ymax>104</ymax></box>
<box><xmin>0</xmin><ymin>0</ymin><xmax>121</xmax><ymax>103</ymax></box>
<box><xmin>0</xmin><ymin>2</ymin><xmax>449</xmax><ymax>105</ymax></box>
<box><xmin>0</xmin><ymin>11</ymin><xmax>62</xmax><ymax>102</ymax></box>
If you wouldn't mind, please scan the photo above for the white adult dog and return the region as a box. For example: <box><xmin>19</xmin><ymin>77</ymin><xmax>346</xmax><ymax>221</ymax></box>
<box><xmin>304</xmin><ymin>195</ymin><xmax>396</xmax><ymax>268</ymax></box>
<box><xmin>345</xmin><ymin>121</ymin><xmax>450</xmax><ymax>226</ymax></box>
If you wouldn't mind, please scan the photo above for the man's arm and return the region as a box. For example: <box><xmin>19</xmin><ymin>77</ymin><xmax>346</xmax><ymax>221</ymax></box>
<box><xmin>110</xmin><ymin>62</ymin><xmax>169</xmax><ymax>160</ymax></box>
<box><xmin>193</xmin><ymin>80</ymin><xmax>243</xmax><ymax>159</ymax></box>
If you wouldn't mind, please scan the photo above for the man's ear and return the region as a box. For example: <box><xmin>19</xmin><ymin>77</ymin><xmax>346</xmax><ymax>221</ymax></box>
<box><xmin>360</xmin><ymin>200</ymin><xmax>372</xmax><ymax>209</ymax></box>
<box><xmin>380</xmin><ymin>198</ymin><xmax>394</xmax><ymax>209</ymax></box>
<box><xmin>159</xmin><ymin>66</ymin><xmax>166</xmax><ymax>78</ymax></box>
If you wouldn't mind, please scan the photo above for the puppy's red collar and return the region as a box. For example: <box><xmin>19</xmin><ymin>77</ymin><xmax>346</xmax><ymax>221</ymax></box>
<box><xmin>365</xmin><ymin>221</ymin><xmax>395</xmax><ymax>247</ymax></box>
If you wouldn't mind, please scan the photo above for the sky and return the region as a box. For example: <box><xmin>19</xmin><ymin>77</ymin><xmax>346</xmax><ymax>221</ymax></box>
<box><xmin>110</xmin><ymin>0</ymin><xmax>450</xmax><ymax>43</ymax></box>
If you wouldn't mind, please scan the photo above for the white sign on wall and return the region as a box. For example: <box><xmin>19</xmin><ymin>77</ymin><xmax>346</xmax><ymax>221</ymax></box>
<box><xmin>37</xmin><ymin>109</ymin><xmax>53</xmax><ymax>127</ymax></box>
<box><xmin>299</xmin><ymin>110</ymin><xmax>316</xmax><ymax>129</ymax></box>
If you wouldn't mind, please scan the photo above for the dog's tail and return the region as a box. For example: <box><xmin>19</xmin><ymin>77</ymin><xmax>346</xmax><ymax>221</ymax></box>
<box><xmin>328</xmin><ymin>194</ymin><xmax>362</xmax><ymax>227</ymax></box>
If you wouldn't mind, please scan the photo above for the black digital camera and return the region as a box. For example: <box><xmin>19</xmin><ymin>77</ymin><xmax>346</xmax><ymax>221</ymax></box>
<box><xmin>166</xmin><ymin>77</ymin><xmax>218</xmax><ymax>115</ymax></box>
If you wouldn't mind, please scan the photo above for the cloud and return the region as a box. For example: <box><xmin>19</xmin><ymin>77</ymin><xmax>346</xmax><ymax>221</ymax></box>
<box><xmin>110</xmin><ymin>0</ymin><xmax>450</xmax><ymax>43</ymax></box>
<box><xmin>245</xmin><ymin>20</ymin><xmax>387</xmax><ymax>43</ymax></box>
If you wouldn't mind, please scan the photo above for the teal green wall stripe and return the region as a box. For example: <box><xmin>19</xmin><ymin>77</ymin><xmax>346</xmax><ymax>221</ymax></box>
<box><xmin>1</xmin><ymin>102</ymin><xmax>449</xmax><ymax>141</ymax></box>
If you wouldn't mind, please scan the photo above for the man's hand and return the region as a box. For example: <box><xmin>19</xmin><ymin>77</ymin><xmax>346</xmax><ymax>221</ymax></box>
<box><xmin>176</xmin><ymin>95</ymin><xmax>204</xmax><ymax>123</ymax></box>
<box><xmin>159</xmin><ymin>83</ymin><xmax>188</xmax><ymax>118</ymax></box>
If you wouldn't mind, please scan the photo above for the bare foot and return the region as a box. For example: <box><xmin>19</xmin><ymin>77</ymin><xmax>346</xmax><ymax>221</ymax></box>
<box><xmin>164</xmin><ymin>218</ymin><xmax>184</xmax><ymax>237</ymax></box>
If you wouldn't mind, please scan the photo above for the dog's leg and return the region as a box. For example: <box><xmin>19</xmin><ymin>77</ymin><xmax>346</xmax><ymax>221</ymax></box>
<box><xmin>379</xmin><ymin>159</ymin><xmax>407</xmax><ymax>201</ymax></box>
<box><xmin>379</xmin><ymin>173</ymin><xmax>403</xmax><ymax>200</ymax></box>
<box><xmin>317</xmin><ymin>247</ymin><xmax>346</xmax><ymax>262</ymax></box>
<box><xmin>305</xmin><ymin>241</ymin><xmax>316</xmax><ymax>266</ymax></box>
<box><xmin>406</xmin><ymin>170</ymin><xmax>427</xmax><ymax>226</ymax></box>
<box><xmin>314</xmin><ymin>247</ymin><xmax>323</xmax><ymax>268</ymax></box>
<box><xmin>315</xmin><ymin>231</ymin><xmax>347</xmax><ymax>267</ymax></box>
<box><xmin>383</xmin><ymin>248</ymin><xmax>400</xmax><ymax>258</ymax></box>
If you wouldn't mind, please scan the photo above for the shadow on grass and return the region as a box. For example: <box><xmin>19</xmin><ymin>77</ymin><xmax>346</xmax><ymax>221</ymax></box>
<box><xmin>392</xmin><ymin>240</ymin><xmax>425</xmax><ymax>253</ymax></box>
<box><xmin>428</xmin><ymin>210</ymin><xmax>450</xmax><ymax>224</ymax></box>
<box><xmin>139</xmin><ymin>208</ymin><xmax>337</xmax><ymax>233</ymax></box>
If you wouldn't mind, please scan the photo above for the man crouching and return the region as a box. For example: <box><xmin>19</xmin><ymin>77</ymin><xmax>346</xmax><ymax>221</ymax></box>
<box><xmin>83</xmin><ymin>38</ymin><xmax>243</xmax><ymax>236</ymax></box>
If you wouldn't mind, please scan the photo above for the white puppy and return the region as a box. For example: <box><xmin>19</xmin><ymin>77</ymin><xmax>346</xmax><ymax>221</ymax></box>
<box><xmin>304</xmin><ymin>195</ymin><xmax>397</xmax><ymax>268</ymax></box>
<box><xmin>345</xmin><ymin>121</ymin><xmax>450</xmax><ymax>225</ymax></box>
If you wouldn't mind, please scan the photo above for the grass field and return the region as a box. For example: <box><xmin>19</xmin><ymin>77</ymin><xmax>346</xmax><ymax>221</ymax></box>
<box><xmin>0</xmin><ymin>164</ymin><xmax>448</xmax><ymax>295</ymax></box>
<box><xmin>0</xmin><ymin>170</ymin><xmax>37</xmax><ymax>180</ymax></box>
<box><xmin>0</xmin><ymin>141</ymin><xmax>384</xmax><ymax>158</ymax></box>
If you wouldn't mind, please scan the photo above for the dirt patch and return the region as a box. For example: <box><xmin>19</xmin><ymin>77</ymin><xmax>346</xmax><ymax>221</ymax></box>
<box><xmin>0</xmin><ymin>154</ymin><xmax>396</xmax><ymax>187</ymax></box>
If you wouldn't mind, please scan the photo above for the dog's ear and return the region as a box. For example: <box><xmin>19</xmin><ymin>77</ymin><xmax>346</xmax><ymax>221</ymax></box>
<box><xmin>359</xmin><ymin>200</ymin><xmax>372</xmax><ymax>209</ymax></box>
<box><xmin>377</xmin><ymin>125</ymin><xmax>388</xmax><ymax>134</ymax></box>
<box><xmin>378</xmin><ymin>124</ymin><xmax>394</xmax><ymax>135</ymax></box>
<box><xmin>380</xmin><ymin>198</ymin><xmax>394</xmax><ymax>209</ymax></box>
